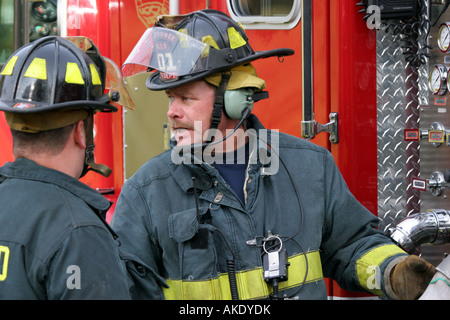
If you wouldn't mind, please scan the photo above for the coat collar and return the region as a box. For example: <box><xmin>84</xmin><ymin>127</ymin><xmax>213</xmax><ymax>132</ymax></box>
<box><xmin>0</xmin><ymin>157</ymin><xmax>111</xmax><ymax>212</ymax></box>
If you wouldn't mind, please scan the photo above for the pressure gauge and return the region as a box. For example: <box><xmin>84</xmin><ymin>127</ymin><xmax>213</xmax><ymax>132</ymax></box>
<box><xmin>438</xmin><ymin>23</ymin><xmax>450</xmax><ymax>52</ymax></box>
<box><xmin>429</xmin><ymin>64</ymin><xmax>448</xmax><ymax>95</ymax></box>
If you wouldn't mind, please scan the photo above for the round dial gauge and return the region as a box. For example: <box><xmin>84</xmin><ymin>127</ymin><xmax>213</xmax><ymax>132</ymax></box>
<box><xmin>429</xmin><ymin>64</ymin><xmax>448</xmax><ymax>95</ymax></box>
<box><xmin>438</xmin><ymin>23</ymin><xmax>450</xmax><ymax>52</ymax></box>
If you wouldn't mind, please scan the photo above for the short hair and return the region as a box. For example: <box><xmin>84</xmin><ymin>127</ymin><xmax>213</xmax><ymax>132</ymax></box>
<box><xmin>10</xmin><ymin>118</ymin><xmax>88</xmax><ymax>156</ymax></box>
<box><xmin>11</xmin><ymin>124</ymin><xmax>76</xmax><ymax>156</ymax></box>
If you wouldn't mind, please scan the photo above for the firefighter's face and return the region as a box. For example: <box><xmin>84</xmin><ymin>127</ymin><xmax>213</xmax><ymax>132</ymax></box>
<box><xmin>166</xmin><ymin>80</ymin><xmax>216</xmax><ymax>146</ymax></box>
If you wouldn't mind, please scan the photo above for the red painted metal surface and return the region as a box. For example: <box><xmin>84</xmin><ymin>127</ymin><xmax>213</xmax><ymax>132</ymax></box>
<box><xmin>329</xmin><ymin>0</ymin><xmax>378</xmax><ymax>214</ymax></box>
<box><xmin>328</xmin><ymin>0</ymin><xmax>378</xmax><ymax>299</ymax></box>
<box><xmin>0</xmin><ymin>114</ymin><xmax>13</xmax><ymax>166</ymax></box>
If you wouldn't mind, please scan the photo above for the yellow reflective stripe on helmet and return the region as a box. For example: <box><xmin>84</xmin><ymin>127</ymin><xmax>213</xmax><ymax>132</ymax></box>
<box><xmin>163</xmin><ymin>250</ymin><xmax>323</xmax><ymax>300</ymax></box>
<box><xmin>24</xmin><ymin>58</ymin><xmax>47</xmax><ymax>80</ymax></box>
<box><xmin>89</xmin><ymin>64</ymin><xmax>102</xmax><ymax>85</ymax></box>
<box><xmin>201</xmin><ymin>35</ymin><xmax>219</xmax><ymax>58</ymax></box>
<box><xmin>228</xmin><ymin>27</ymin><xmax>247</xmax><ymax>49</ymax></box>
<box><xmin>1</xmin><ymin>56</ymin><xmax>18</xmax><ymax>76</ymax></box>
<box><xmin>356</xmin><ymin>244</ymin><xmax>406</xmax><ymax>296</ymax></box>
<box><xmin>202</xmin><ymin>35</ymin><xmax>220</xmax><ymax>50</ymax></box>
<box><xmin>65</xmin><ymin>62</ymin><xmax>85</xmax><ymax>85</ymax></box>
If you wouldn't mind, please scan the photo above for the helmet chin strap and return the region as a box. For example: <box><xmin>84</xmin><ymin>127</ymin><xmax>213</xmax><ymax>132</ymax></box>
<box><xmin>206</xmin><ymin>72</ymin><xmax>231</xmax><ymax>143</ymax></box>
<box><xmin>80</xmin><ymin>112</ymin><xmax>112</xmax><ymax>178</ymax></box>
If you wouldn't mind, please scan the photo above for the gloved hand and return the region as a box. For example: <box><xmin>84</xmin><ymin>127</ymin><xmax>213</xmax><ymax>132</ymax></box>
<box><xmin>390</xmin><ymin>255</ymin><xmax>436</xmax><ymax>300</ymax></box>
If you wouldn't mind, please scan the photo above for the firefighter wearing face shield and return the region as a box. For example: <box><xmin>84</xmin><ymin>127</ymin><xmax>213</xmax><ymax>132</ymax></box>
<box><xmin>112</xmin><ymin>9</ymin><xmax>435</xmax><ymax>300</ymax></box>
<box><xmin>0</xmin><ymin>36</ymin><xmax>134</xmax><ymax>299</ymax></box>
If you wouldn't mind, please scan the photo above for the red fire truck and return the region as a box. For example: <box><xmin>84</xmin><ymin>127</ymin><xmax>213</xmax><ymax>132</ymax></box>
<box><xmin>1</xmin><ymin>0</ymin><xmax>449</xmax><ymax>299</ymax></box>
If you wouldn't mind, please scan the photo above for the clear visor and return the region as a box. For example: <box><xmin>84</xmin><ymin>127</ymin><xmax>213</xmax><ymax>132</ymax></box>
<box><xmin>121</xmin><ymin>28</ymin><xmax>209</xmax><ymax>80</ymax></box>
<box><xmin>103</xmin><ymin>57</ymin><xmax>135</xmax><ymax>110</ymax></box>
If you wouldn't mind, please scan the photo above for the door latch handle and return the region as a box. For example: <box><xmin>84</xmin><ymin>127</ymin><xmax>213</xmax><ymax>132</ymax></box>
<box><xmin>301</xmin><ymin>112</ymin><xmax>339</xmax><ymax>144</ymax></box>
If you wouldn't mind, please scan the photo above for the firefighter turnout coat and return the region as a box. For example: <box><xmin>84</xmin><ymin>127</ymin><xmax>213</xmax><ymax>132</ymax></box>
<box><xmin>0</xmin><ymin>158</ymin><xmax>132</xmax><ymax>299</ymax></box>
<box><xmin>111</xmin><ymin>114</ymin><xmax>407</xmax><ymax>300</ymax></box>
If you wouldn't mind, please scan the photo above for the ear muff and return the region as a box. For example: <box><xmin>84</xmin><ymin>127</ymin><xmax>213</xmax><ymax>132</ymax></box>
<box><xmin>224</xmin><ymin>88</ymin><xmax>254</xmax><ymax>120</ymax></box>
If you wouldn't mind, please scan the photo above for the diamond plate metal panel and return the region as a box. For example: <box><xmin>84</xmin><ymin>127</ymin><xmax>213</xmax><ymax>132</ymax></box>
<box><xmin>376</xmin><ymin>27</ymin><xmax>421</xmax><ymax>233</ymax></box>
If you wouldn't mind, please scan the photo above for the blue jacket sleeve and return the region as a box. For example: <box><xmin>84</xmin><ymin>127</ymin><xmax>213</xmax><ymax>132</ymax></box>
<box><xmin>111</xmin><ymin>179</ymin><xmax>167</xmax><ymax>299</ymax></box>
<box><xmin>319</xmin><ymin>151</ymin><xmax>406</xmax><ymax>296</ymax></box>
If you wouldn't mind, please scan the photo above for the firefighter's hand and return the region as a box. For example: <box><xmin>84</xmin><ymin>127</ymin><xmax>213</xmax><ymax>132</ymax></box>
<box><xmin>390</xmin><ymin>255</ymin><xmax>436</xmax><ymax>300</ymax></box>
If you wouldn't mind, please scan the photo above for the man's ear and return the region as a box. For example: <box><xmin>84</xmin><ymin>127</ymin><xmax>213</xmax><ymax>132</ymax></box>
<box><xmin>73</xmin><ymin>120</ymin><xmax>87</xmax><ymax>149</ymax></box>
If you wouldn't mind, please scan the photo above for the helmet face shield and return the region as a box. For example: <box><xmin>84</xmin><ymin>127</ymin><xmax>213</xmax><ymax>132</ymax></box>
<box><xmin>122</xmin><ymin>28</ymin><xmax>227</xmax><ymax>82</ymax></box>
<box><xmin>122</xmin><ymin>27</ymin><xmax>293</xmax><ymax>90</ymax></box>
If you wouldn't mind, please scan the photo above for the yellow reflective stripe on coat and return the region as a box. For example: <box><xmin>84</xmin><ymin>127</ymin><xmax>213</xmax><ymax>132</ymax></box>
<box><xmin>163</xmin><ymin>250</ymin><xmax>323</xmax><ymax>300</ymax></box>
<box><xmin>0</xmin><ymin>245</ymin><xmax>10</xmax><ymax>281</ymax></box>
<box><xmin>356</xmin><ymin>244</ymin><xmax>406</xmax><ymax>296</ymax></box>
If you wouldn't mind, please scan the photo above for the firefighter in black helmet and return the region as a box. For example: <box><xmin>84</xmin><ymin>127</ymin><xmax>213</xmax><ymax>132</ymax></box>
<box><xmin>0</xmin><ymin>36</ymin><xmax>133</xmax><ymax>299</ymax></box>
<box><xmin>113</xmin><ymin>9</ymin><xmax>435</xmax><ymax>300</ymax></box>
